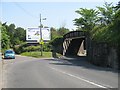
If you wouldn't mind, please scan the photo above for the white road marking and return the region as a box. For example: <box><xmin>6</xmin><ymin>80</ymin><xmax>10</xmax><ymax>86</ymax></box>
<box><xmin>50</xmin><ymin>67</ymin><xmax>113</xmax><ymax>89</ymax></box>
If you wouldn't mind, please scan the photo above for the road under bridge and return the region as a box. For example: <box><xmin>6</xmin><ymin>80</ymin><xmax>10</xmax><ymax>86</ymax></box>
<box><xmin>63</xmin><ymin>31</ymin><xmax>87</xmax><ymax>57</ymax></box>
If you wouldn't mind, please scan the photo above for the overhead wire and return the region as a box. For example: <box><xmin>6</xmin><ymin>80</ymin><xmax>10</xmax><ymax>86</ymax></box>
<box><xmin>14</xmin><ymin>2</ymin><xmax>38</xmax><ymax>19</ymax></box>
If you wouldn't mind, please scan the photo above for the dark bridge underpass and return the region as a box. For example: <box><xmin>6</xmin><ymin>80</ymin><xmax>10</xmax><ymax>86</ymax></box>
<box><xmin>63</xmin><ymin>31</ymin><xmax>87</xmax><ymax>57</ymax></box>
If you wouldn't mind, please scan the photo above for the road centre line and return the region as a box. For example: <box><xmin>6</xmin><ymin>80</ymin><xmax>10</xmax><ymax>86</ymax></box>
<box><xmin>49</xmin><ymin>67</ymin><xmax>113</xmax><ymax>89</ymax></box>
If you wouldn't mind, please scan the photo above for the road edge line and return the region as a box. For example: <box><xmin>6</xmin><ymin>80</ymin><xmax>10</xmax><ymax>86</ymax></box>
<box><xmin>50</xmin><ymin>67</ymin><xmax>113</xmax><ymax>89</ymax></box>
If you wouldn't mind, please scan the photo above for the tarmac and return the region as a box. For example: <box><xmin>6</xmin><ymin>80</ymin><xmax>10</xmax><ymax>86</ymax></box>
<box><xmin>0</xmin><ymin>55</ymin><xmax>118</xmax><ymax>89</ymax></box>
<box><xmin>0</xmin><ymin>59</ymin><xmax>3</xmax><ymax>90</ymax></box>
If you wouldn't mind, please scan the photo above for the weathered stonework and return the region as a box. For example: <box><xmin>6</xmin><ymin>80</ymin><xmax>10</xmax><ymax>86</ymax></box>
<box><xmin>90</xmin><ymin>42</ymin><xmax>119</xmax><ymax>70</ymax></box>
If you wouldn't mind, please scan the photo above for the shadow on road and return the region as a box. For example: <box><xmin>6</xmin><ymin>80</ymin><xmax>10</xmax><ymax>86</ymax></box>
<box><xmin>48</xmin><ymin>56</ymin><xmax>119</xmax><ymax>73</ymax></box>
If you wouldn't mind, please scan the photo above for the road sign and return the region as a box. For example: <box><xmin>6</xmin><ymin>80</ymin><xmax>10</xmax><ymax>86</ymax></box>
<box><xmin>39</xmin><ymin>39</ymin><xmax>44</xmax><ymax>45</ymax></box>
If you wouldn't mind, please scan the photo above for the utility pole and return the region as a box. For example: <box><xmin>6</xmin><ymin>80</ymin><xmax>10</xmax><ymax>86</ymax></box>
<box><xmin>40</xmin><ymin>14</ymin><xmax>43</xmax><ymax>56</ymax></box>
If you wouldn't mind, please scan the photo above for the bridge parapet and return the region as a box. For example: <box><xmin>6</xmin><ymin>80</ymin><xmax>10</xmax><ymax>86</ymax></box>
<box><xmin>63</xmin><ymin>31</ymin><xmax>86</xmax><ymax>40</ymax></box>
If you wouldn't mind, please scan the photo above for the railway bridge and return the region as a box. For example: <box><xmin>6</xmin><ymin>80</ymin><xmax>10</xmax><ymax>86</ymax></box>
<box><xmin>63</xmin><ymin>31</ymin><xmax>88</xmax><ymax>57</ymax></box>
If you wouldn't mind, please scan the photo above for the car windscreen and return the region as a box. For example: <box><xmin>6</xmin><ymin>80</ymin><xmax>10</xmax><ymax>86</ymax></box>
<box><xmin>5</xmin><ymin>51</ymin><xmax>14</xmax><ymax>54</ymax></box>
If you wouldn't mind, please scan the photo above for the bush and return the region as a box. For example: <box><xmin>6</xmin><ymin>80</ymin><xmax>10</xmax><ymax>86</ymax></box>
<box><xmin>50</xmin><ymin>37</ymin><xmax>63</xmax><ymax>47</ymax></box>
<box><xmin>21</xmin><ymin>51</ymin><xmax>52</xmax><ymax>58</ymax></box>
<box><xmin>43</xmin><ymin>43</ymin><xmax>51</xmax><ymax>52</ymax></box>
<box><xmin>13</xmin><ymin>43</ymin><xmax>28</xmax><ymax>54</ymax></box>
<box><xmin>14</xmin><ymin>42</ymin><xmax>52</xmax><ymax>54</ymax></box>
<box><xmin>24</xmin><ymin>46</ymin><xmax>40</xmax><ymax>52</ymax></box>
<box><xmin>49</xmin><ymin>37</ymin><xmax>63</xmax><ymax>54</ymax></box>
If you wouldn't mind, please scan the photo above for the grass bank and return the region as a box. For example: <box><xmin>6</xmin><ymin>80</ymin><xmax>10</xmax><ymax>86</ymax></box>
<box><xmin>21</xmin><ymin>51</ymin><xmax>52</xmax><ymax>58</ymax></box>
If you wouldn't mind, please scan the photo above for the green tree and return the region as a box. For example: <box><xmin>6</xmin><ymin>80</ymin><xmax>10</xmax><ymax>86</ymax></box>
<box><xmin>110</xmin><ymin>1</ymin><xmax>120</xmax><ymax>43</ymax></box>
<box><xmin>114</xmin><ymin>1</ymin><xmax>120</xmax><ymax>10</ymax></box>
<box><xmin>14</xmin><ymin>27</ymin><xmax>26</xmax><ymax>43</ymax></box>
<box><xmin>97</xmin><ymin>2</ymin><xmax>115</xmax><ymax>25</ymax></box>
<box><xmin>49</xmin><ymin>37</ymin><xmax>63</xmax><ymax>54</ymax></box>
<box><xmin>57</xmin><ymin>27</ymin><xmax>69</xmax><ymax>36</ymax></box>
<box><xmin>92</xmin><ymin>2</ymin><xmax>119</xmax><ymax>43</ymax></box>
<box><xmin>74</xmin><ymin>8</ymin><xmax>99</xmax><ymax>31</ymax></box>
<box><xmin>50</xmin><ymin>27</ymin><xmax>69</xmax><ymax>40</ymax></box>
<box><xmin>50</xmin><ymin>27</ymin><xmax>58</xmax><ymax>40</ymax></box>
<box><xmin>7</xmin><ymin>24</ymin><xmax>16</xmax><ymax>47</ymax></box>
<box><xmin>1</xmin><ymin>23</ymin><xmax>10</xmax><ymax>51</ymax></box>
<box><xmin>1</xmin><ymin>22</ymin><xmax>26</xmax><ymax>51</ymax></box>
<box><xmin>50</xmin><ymin>27</ymin><xmax>69</xmax><ymax>55</ymax></box>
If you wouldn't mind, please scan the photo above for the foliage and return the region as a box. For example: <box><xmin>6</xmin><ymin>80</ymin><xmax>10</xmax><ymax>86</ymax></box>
<box><xmin>15</xmin><ymin>27</ymin><xmax>26</xmax><ymax>42</ymax></box>
<box><xmin>49</xmin><ymin>27</ymin><xmax>69</xmax><ymax>54</ymax></box>
<box><xmin>74</xmin><ymin>2</ymin><xmax>120</xmax><ymax>68</ymax></box>
<box><xmin>50</xmin><ymin>27</ymin><xmax>58</xmax><ymax>40</ymax></box>
<box><xmin>57</xmin><ymin>27</ymin><xmax>69</xmax><ymax>36</ymax></box>
<box><xmin>6</xmin><ymin>24</ymin><xmax>16</xmax><ymax>47</ymax></box>
<box><xmin>74</xmin><ymin>8</ymin><xmax>99</xmax><ymax>31</ymax></box>
<box><xmin>50</xmin><ymin>37</ymin><xmax>63</xmax><ymax>47</ymax></box>
<box><xmin>74</xmin><ymin>2</ymin><xmax>119</xmax><ymax>45</ymax></box>
<box><xmin>1</xmin><ymin>23</ymin><xmax>10</xmax><ymax>52</ymax></box>
<box><xmin>21</xmin><ymin>51</ymin><xmax>52</xmax><ymax>58</ymax></box>
<box><xmin>43</xmin><ymin>43</ymin><xmax>51</xmax><ymax>52</ymax></box>
<box><xmin>13</xmin><ymin>43</ymin><xmax>28</xmax><ymax>54</ymax></box>
<box><xmin>1</xmin><ymin>21</ymin><xmax>69</xmax><ymax>54</ymax></box>
<box><xmin>14</xmin><ymin>43</ymin><xmax>40</xmax><ymax>54</ymax></box>
<box><xmin>1</xmin><ymin>23</ymin><xmax>26</xmax><ymax>49</ymax></box>
<box><xmin>50</xmin><ymin>27</ymin><xmax>69</xmax><ymax>40</ymax></box>
<box><xmin>14</xmin><ymin>42</ymin><xmax>51</xmax><ymax>54</ymax></box>
<box><xmin>92</xmin><ymin>24</ymin><xmax>110</xmax><ymax>42</ymax></box>
<box><xmin>23</xmin><ymin>46</ymin><xmax>40</xmax><ymax>52</ymax></box>
<box><xmin>49</xmin><ymin>37</ymin><xmax>63</xmax><ymax>54</ymax></box>
<box><xmin>96</xmin><ymin>2</ymin><xmax>115</xmax><ymax>25</ymax></box>
<box><xmin>92</xmin><ymin>2</ymin><xmax>120</xmax><ymax>44</ymax></box>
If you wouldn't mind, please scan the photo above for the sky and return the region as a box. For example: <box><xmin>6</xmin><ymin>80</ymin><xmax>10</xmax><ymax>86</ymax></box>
<box><xmin>0</xmin><ymin>0</ymin><xmax>119</xmax><ymax>30</ymax></box>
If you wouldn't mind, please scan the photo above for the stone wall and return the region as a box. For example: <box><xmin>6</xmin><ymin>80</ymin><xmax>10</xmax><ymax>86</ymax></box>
<box><xmin>90</xmin><ymin>42</ymin><xmax>119</xmax><ymax>70</ymax></box>
<box><xmin>90</xmin><ymin>42</ymin><xmax>108</xmax><ymax>66</ymax></box>
<box><xmin>107</xmin><ymin>47</ymin><xmax>118</xmax><ymax>69</ymax></box>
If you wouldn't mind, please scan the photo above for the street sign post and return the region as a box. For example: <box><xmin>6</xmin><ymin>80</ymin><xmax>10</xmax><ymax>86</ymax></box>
<box><xmin>39</xmin><ymin>39</ymin><xmax>44</xmax><ymax>45</ymax></box>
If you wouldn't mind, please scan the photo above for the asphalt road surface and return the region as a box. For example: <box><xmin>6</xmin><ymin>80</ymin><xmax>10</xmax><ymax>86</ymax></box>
<box><xmin>3</xmin><ymin>55</ymin><xmax>118</xmax><ymax>89</ymax></box>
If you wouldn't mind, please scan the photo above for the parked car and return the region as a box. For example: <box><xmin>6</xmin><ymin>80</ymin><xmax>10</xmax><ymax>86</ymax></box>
<box><xmin>4</xmin><ymin>50</ymin><xmax>15</xmax><ymax>59</ymax></box>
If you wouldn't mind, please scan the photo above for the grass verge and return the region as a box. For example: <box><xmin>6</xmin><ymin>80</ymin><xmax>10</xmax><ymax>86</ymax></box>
<box><xmin>21</xmin><ymin>51</ymin><xmax>52</xmax><ymax>58</ymax></box>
